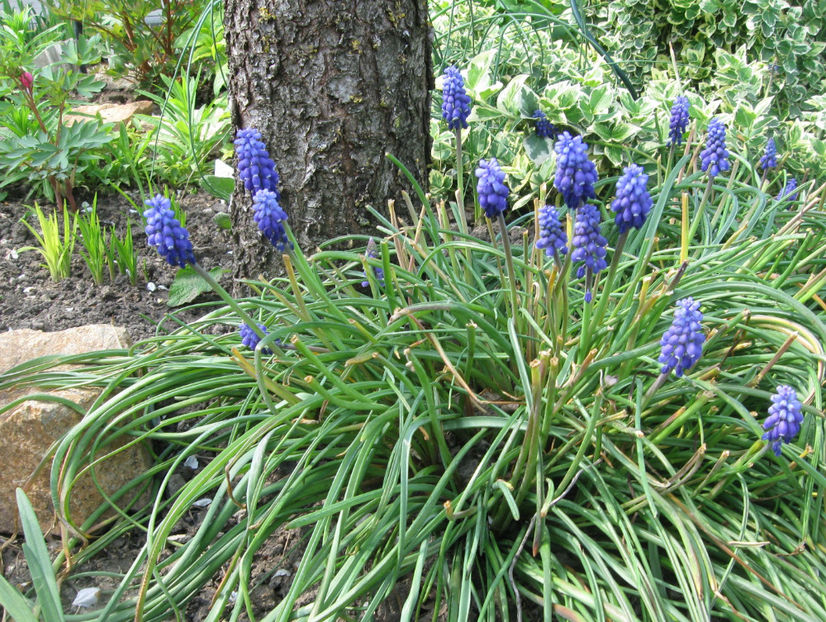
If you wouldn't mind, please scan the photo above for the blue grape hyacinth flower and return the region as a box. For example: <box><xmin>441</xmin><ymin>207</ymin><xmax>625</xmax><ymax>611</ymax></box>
<box><xmin>776</xmin><ymin>177</ymin><xmax>798</xmax><ymax>202</ymax></box>
<box><xmin>658</xmin><ymin>297</ymin><xmax>704</xmax><ymax>377</ymax></box>
<box><xmin>611</xmin><ymin>163</ymin><xmax>652</xmax><ymax>234</ymax></box>
<box><xmin>571</xmin><ymin>203</ymin><xmax>607</xmax><ymax>302</ymax></box>
<box><xmin>668</xmin><ymin>97</ymin><xmax>690</xmax><ymax>147</ymax></box>
<box><xmin>235</xmin><ymin>128</ymin><xmax>279</xmax><ymax>195</ymax></box>
<box><xmin>441</xmin><ymin>66</ymin><xmax>471</xmax><ymax>131</ymax></box>
<box><xmin>762</xmin><ymin>385</ymin><xmax>803</xmax><ymax>456</ymax></box>
<box><xmin>252</xmin><ymin>189</ymin><xmax>291</xmax><ymax>252</ymax></box>
<box><xmin>700</xmin><ymin>118</ymin><xmax>731</xmax><ymax>178</ymax></box>
<box><xmin>143</xmin><ymin>194</ymin><xmax>196</xmax><ymax>268</ymax></box>
<box><xmin>532</xmin><ymin>110</ymin><xmax>555</xmax><ymax>139</ymax></box>
<box><xmin>535</xmin><ymin>204</ymin><xmax>568</xmax><ymax>258</ymax></box>
<box><xmin>554</xmin><ymin>132</ymin><xmax>598</xmax><ymax>209</ymax></box>
<box><xmin>475</xmin><ymin>158</ymin><xmax>509</xmax><ymax>218</ymax></box>
<box><xmin>240</xmin><ymin>322</ymin><xmax>274</xmax><ymax>354</ymax></box>
<box><xmin>759</xmin><ymin>137</ymin><xmax>777</xmax><ymax>170</ymax></box>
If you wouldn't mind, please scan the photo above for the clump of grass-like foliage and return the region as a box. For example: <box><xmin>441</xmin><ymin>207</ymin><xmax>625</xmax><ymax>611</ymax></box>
<box><xmin>1</xmin><ymin>124</ymin><xmax>824</xmax><ymax>619</ymax></box>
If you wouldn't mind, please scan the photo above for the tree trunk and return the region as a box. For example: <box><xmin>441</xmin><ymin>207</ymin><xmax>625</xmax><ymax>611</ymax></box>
<box><xmin>224</xmin><ymin>0</ymin><xmax>432</xmax><ymax>279</ymax></box>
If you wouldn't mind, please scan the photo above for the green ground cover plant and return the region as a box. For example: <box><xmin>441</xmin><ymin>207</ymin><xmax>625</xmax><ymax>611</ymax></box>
<box><xmin>0</xmin><ymin>1</ymin><xmax>824</xmax><ymax>620</ymax></box>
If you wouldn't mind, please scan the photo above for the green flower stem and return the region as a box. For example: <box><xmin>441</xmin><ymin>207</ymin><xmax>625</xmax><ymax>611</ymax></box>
<box><xmin>643</xmin><ymin>371</ymin><xmax>668</xmax><ymax>407</ymax></box>
<box><xmin>649</xmin><ymin>393</ymin><xmax>710</xmax><ymax>445</ymax></box>
<box><xmin>497</xmin><ymin>212</ymin><xmax>520</xmax><ymax>320</ymax></box>
<box><xmin>192</xmin><ymin>262</ymin><xmax>265</xmax><ymax>341</ymax></box>
<box><xmin>582</xmin><ymin>232</ymin><xmax>628</xmax><ymax>355</ymax></box>
<box><xmin>687</xmin><ymin>176</ymin><xmax>714</xmax><ymax>244</ymax></box>
<box><xmin>554</xmin><ymin>397</ymin><xmax>599</xmax><ymax>495</ymax></box>
<box><xmin>454</xmin><ymin>127</ymin><xmax>468</xmax><ymax>236</ymax></box>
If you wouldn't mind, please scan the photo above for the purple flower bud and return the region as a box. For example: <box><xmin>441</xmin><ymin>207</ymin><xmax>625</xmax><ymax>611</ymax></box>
<box><xmin>658</xmin><ymin>297</ymin><xmax>704</xmax><ymax>377</ymax></box>
<box><xmin>441</xmin><ymin>66</ymin><xmax>471</xmax><ymax>130</ymax></box>
<box><xmin>252</xmin><ymin>189</ymin><xmax>291</xmax><ymax>252</ymax></box>
<box><xmin>668</xmin><ymin>97</ymin><xmax>690</xmax><ymax>147</ymax></box>
<box><xmin>700</xmin><ymin>118</ymin><xmax>731</xmax><ymax>179</ymax></box>
<box><xmin>143</xmin><ymin>194</ymin><xmax>195</xmax><ymax>268</ymax></box>
<box><xmin>361</xmin><ymin>237</ymin><xmax>385</xmax><ymax>288</ymax></box>
<box><xmin>611</xmin><ymin>163</ymin><xmax>652</xmax><ymax>234</ymax></box>
<box><xmin>762</xmin><ymin>385</ymin><xmax>803</xmax><ymax>456</ymax></box>
<box><xmin>554</xmin><ymin>132</ymin><xmax>598</xmax><ymax>209</ymax></box>
<box><xmin>240</xmin><ymin>322</ymin><xmax>273</xmax><ymax>353</ymax></box>
<box><xmin>535</xmin><ymin>204</ymin><xmax>568</xmax><ymax>257</ymax></box>
<box><xmin>20</xmin><ymin>71</ymin><xmax>33</xmax><ymax>92</ymax></box>
<box><xmin>235</xmin><ymin>128</ymin><xmax>279</xmax><ymax>195</ymax></box>
<box><xmin>759</xmin><ymin>137</ymin><xmax>777</xmax><ymax>170</ymax></box>
<box><xmin>475</xmin><ymin>158</ymin><xmax>509</xmax><ymax>219</ymax></box>
<box><xmin>776</xmin><ymin>177</ymin><xmax>798</xmax><ymax>202</ymax></box>
<box><xmin>532</xmin><ymin>110</ymin><xmax>555</xmax><ymax>139</ymax></box>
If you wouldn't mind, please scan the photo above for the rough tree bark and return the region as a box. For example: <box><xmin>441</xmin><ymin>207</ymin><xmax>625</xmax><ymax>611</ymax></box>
<box><xmin>224</xmin><ymin>0</ymin><xmax>432</xmax><ymax>279</ymax></box>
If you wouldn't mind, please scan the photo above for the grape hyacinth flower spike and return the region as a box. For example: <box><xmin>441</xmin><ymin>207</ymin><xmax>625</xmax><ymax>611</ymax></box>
<box><xmin>611</xmin><ymin>163</ymin><xmax>652</xmax><ymax>235</ymax></box>
<box><xmin>668</xmin><ymin>96</ymin><xmax>690</xmax><ymax>147</ymax></box>
<box><xmin>240</xmin><ymin>322</ymin><xmax>274</xmax><ymax>354</ymax></box>
<box><xmin>532</xmin><ymin>110</ymin><xmax>555</xmax><ymax>139</ymax></box>
<box><xmin>441</xmin><ymin>66</ymin><xmax>471</xmax><ymax>131</ymax></box>
<box><xmin>759</xmin><ymin>137</ymin><xmax>777</xmax><ymax>171</ymax></box>
<box><xmin>776</xmin><ymin>177</ymin><xmax>798</xmax><ymax>202</ymax></box>
<box><xmin>658</xmin><ymin>297</ymin><xmax>704</xmax><ymax>377</ymax></box>
<box><xmin>535</xmin><ymin>204</ymin><xmax>568</xmax><ymax>263</ymax></box>
<box><xmin>571</xmin><ymin>203</ymin><xmax>607</xmax><ymax>302</ymax></box>
<box><xmin>144</xmin><ymin>193</ymin><xmax>269</xmax><ymax>347</ymax></box>
<box><xmin>476</xmin><ymin>157</ymin><xmax>519</xmax><ymax>314</ymax></box>
<box><xmin>143</xmin><ymin>194</ymin><xmax>196</xmax><ymax>267</ymax></box>
<box><xmin>252</xmin><ymin>189</ymin><xmax>291</xmax><ymax>252</ymax></box>
<box><xmin>475</xmin><ymin>158</ymin><xmax>509</xmax><ymax>219</ymax></box>
<box><xmin>362</xmin><ymin>237</ymin><xmax>385</xmax><ymax>288</ymax></box>
<box><xmin>700</xmin><ymin>118</ymin><xmax>731</xmax><ymax>178</ymax></box>
<box><xmin>762</xmin><ymin>385</ymin><xmax>803</xmax><ymax>456</ymax></box>
<box><xmin>235</xmin><ymin>128</ymin><xmax>279</xmax><ymax>195</ymax></box>
<box><xmin>554</xmin><ymin>132</ymin><xmax>597</xmax><ymax>209</ymax></box>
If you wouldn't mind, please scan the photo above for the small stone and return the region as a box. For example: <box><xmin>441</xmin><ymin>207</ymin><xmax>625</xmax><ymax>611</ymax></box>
<box><xmin>147</xmin><ymin>282</ymin><xmax>157</xmax><ymax>292</ymax></box>
<box><xmin>72</xmin><ymin>587</ymin><xmax>100</xmax><ymax>608</ymax></box>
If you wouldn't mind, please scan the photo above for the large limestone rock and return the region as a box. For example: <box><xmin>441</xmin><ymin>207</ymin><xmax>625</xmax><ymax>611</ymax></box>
<box><xmin>0</xmin><ymin>326</ymin><xmax>152</xmax><ymax>535</ymax></box>
<box><xmin>0</xmin><ymin>325</ymin><xmax>130</xmax><ymax>373</ymax></box>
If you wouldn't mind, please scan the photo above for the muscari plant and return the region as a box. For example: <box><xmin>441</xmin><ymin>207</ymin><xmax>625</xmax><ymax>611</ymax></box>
<box><xmin>2</xmin><ymin>65</ymin><xmax>825</xmax><ymax>622</ymax></box>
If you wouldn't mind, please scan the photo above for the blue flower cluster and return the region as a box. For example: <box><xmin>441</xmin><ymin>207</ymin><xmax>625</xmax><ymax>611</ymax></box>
<box><xmin>143</xmin><ymin>194</ymin><xmax>196</xmax><ymax>268</ymax></box>
<box><xmin>762</xmin><ymin>385</ymin><xmax>803</xmax><ymax>456</ymax></box>
<box><xmin>361</xmin><ymin>237</ymin><xmax>385</xmax><ymax>288</ymax></box>
<box><xmin>700</xmin><ymin>118</ymin><xmax>731</xmax><ymax>178</ymax></box>
<box><xmin>554</xmin><ymin>132</ymin><xmax>597</xmax><ymax>209</ymax></box>
<box><xmin>759</xmin><ymin>137</ymin><xmax>777</xmax><ymax>170</ymax></box>
<box><xmin>776</xmin><ymin>177</ymin><xmax>798</xmax><ymax>202</ymax></box>
<box><xmin>535</xmin><ymin>204</ymin><xmax>567</xmax><ymax>257</ymax></box>
<box><xmin>658</xmin><ymin>297</ymin><xmax>704</xmax><ymax>377</ymax></box>
<box><xmin>475</xmin><ymin>158</ymin><xmax>509</xmax><ymax>218</ymax></box>
<box><xmin>571</xmin><ymin>203</ymin><xmax>607</xmax><ymax>302</ymax></box>
<box><xmin>532</xmin><ymin>110</ymin><xmax>555</xmax><ymax>139</ymax></box>
<box><xmin>240</xmin><ymin>322</ymin><xmax>273</xmax><ymax>354</ymax></box>
<box><xmin>668</xmin><ymin>97</ymin><xmax>690</xmax><ymax>147</ymax></box>
<box><xmin>611</xmin><ymin>163</ymin><xmax>652</xmax><ymax>235</ymax></box>
<box><xmin>441</xmin><ymin>66</ymin><xmax>472</xmax><ymax>131</ymax></box>
<box><xmin>252</xmin><ymin>189</ymin><xmax>291</xmax><ymax>252</ymax></box>
<box><xmin>235</xmin><ymin>128</ymin><xmax>279</xmax><ymax>195</ymax></box>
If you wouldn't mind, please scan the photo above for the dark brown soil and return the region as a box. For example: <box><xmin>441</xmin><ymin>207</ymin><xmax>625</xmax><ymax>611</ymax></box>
<box><xmin>0</xmin><ymin>190</ymin><xmax>235</xmax><ymax>343</ymax></box>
